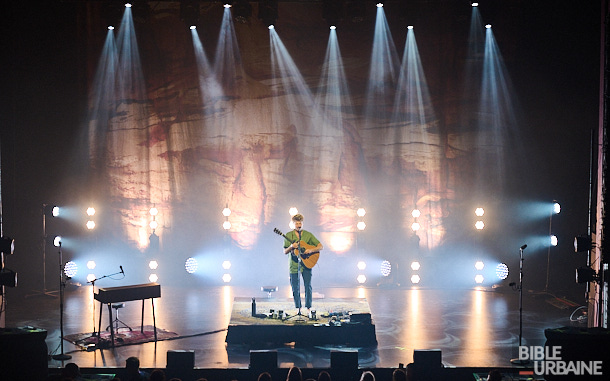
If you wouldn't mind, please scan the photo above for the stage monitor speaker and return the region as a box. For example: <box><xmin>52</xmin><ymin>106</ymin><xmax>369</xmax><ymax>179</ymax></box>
<box><xmin>413</xmin><ymin>349</ymin><xmax>442</xmax><ymax>368</ymax></box>
<box><xmin>249</xmin><ymin>350</ymin><xmax>277</xmax><ymax>370</ymax></box>
<box><xmin>167</xmin><ymin>350</ymin><xmax>195</xmax><ymax>369</ymax></box>
<box><xmin>331</xmin><ymin>350</ymin><xmax>358</xmax><ymax>369</ymax></box>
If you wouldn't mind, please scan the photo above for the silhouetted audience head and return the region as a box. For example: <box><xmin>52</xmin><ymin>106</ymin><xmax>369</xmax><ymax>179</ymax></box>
<box><xmin>487</xmin><ymin>369</ymin><xmax>502</xmax><ymax>381</ymax></box>
<box><xmin>61</xmin><ymin>363</ymin><xmax>81</xmax><ymax>380</ymax></box>
<box><xmin>125</xmin><ymin>356</ymin><xmax>148</xmax><ymax>381</ymax></box>
<box><xmin>359</xmin><ymin>371</ymin><xmax>375</xmax><ymax>381</ymax></box>
<box><xmin>405</xmin><ymin>363</ymin><xmax>414</xmax><ymax>381</ymax></box>
<box><xmin>317</xmin><ymin>370</ymin><xmax>331</xmax><ymax>381</ymax></box>
<box><xmin>258</xmin><ymin>372</ymin><xmax>272</xmax><ymax>381</ymax></box>
<box><xmin>287</xmin><ymin>366</ymin><xmax>303</xmax><ymax>381</ymax></box>
<box><xmin>149</xmin><ymin>369</ymin><xmax>166</xmax><ymax>381</ymax></box>
<box><xmin>392</xmin><ymin>368</ymin><xmax>407</xmax><ymax>381</ymax></box>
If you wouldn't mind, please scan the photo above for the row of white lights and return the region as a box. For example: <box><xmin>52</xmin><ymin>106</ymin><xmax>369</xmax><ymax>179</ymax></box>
<box><xmin>63</xmin><ymin>257</ymin><xmax>509</xmax><ymax>285</ymax></box>
<box><xmin>64</xmin><ymin>257</ymin><xmax>235</xmax><ymax>283</ymax></box>
<box><xmin>108</xmin><ymin>2</ymin><xmax>492</xmax><ymax>31</ymax></box>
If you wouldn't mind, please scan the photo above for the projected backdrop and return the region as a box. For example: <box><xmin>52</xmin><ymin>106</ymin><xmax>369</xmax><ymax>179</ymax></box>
<box><xmin>81</xmin><ymin>2</ymin><xmax>522</xmax><ymax>281</ymax></box>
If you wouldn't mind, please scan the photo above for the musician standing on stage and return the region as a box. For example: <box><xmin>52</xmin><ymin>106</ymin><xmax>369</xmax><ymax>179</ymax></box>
<box><xmin>283</xmin><ymin>213</ymin><xmax>323</xmax><ymax>315</ymax></box>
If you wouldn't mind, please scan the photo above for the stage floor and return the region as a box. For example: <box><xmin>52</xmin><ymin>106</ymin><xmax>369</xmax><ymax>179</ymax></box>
<box><xmin>3</xmin><ymin>283</ymin><xmax>584</xmax><ymax>371</ymax></box>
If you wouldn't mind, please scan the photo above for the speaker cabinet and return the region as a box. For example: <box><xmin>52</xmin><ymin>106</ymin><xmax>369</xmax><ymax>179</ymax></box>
<box><xmin>167</xmin><ymin>350</ymin><xmax>195</xmax><ymax>369</ymax></box>
<box><xmin>330</xmin><ymin>350</ymin><xmax>359</xmax><ymax>369</ymax></box>
<box><xmin>249</xmin><ymin>350</ymin><xmax>278</xmax><ymax>370</ymax></box>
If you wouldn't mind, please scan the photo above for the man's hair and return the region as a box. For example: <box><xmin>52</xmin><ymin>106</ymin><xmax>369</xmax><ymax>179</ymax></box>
<box><xmin>126</xmin><ymin>356</ymin><xmax>140</xmax><ymax>368</ymax></box>
<box><xmin>292</xmin><ymin>214</ymin><xmax>304</xmax><ymax>222</ymax></box>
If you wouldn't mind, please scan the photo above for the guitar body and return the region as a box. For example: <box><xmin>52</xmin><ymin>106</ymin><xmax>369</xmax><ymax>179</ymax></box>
<box><xmin>274</xmin><ymin>228</ymin><xmax>320</xmax><ymax>269</ymax></box>
<box><xmin>293</xmin><ymin>241</ymin><xmax>320</xmax><ymax>269</ymax></box>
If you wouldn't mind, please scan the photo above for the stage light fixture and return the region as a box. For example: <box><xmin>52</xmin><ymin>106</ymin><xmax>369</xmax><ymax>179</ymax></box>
<box><xmin>485</xmin><ymin>24</ymin><xmax>492</xmax><ymax>29</ymax></box>
<box><xmin>381</xmin><ymin>260</ymin><xmax>392</xmax><ymax>277</ymax></box>
<box><xmin>149</xmin><ymin>220</ymin><xmax>158</xmax><ymax>230</ymax></box>
<box><xmin>289</xmin><ymin>207</ymin><xmax>298</xmax><ymax>216</ymax></box>
<box><xmin>185</xmin><ymin>257</ymin><xmax>198</xmax><ymax>274</ymax></box>
<box><xmin>222</xmin><ymin>273</ymin><xmax>232</xmax><ymax>283</ymax></box>
<box><xmin>108</xmin><ymin>26</ymin><xmax>115</xmax><ymax>30</ymax></box>
<box><xmin>407</xmin><ymin>25</ymin><xmax>413</xmax><ymax>30</ymax></box>
<box><xmin>224</xmin><ymin>3</ymin><xmax>232</xmax><ymax>8</ymax></box>
<box><xmin>411</xmin><ymin>222</ymin><xmax>420</xmax><ymax>231</ymax></box>
<box><xmin>475</xmin><ymin>221</ymin><xmax>485</xmax><ymax>230</ymax></box>
<box><xmin>495</xmin><ymin>263</ymin><xmax>509</xmax><ymax>279</ymax></box>
<box><xmin>149</xmin><ymin>274</ymin><xmax>159</xmax><ymax>282</ymax></box>
<box><xmin>357</xmin><ymin>261</ymin><xmax>366</xmax><ymax>270</ymax></box>
<box><xmin>475</xmin><ymin>274</ymin><xmax>484</xmax><ymax>284</ymax></box>
<box><xmin>223</xmin><ymin>221</ymin><xmax>232</xmax><ymax>230</ymax></box>
<box><xmin>222</xmin><ymin>260</ymin><xmax>232</xmax><ymax>270</ymax></box>
<box><xmin>86</xmin><ymin>207</ymin><xmax>96</xmax><ymax>216</ymax></box>
<box><xmin>574</xmin><ymin>236</ymin><xmax>592</xmax><ymax>252</ymax></box>
<box><xmin>411</xmin><ymin>261</ymin><xmax>420</xmax><ymax>271</ymax></box>
<box><xmin>86</xmin><ymin>220</ymin><xmax>96</xmax><ymax>230</ymax></box>
<box><xmin>330</xmin><ymin>26</ymin><xmax>336</xmax><ymax>30</ymax></box>
<box><xmin>150</xmin><ymin>207</ymin><xmax>158</xmax><ymax>216</ymax></box>
<box><xmin>357</xmin><ymin>221</ymin><xmax>366</xmax><ymax>231</ymax></box>
<box><xmin>553</xmin><ymin>202</ymin><xmax>561</xmax><ymax>214</ymax></box>
<box><xmin>268</xmin><ymin>25</ymin><xmax>275</xmax><ymax>30</ymax></box>
<box><xmin>410</xmin><ymin>274</ymin><xmax>420</xmax><ymax>284</ymax></box>
<box><xmin>64</xmin><ymin>261</ymin><xmax>78</xmax><ymax>278</ymax></box>
<box><xmin>0</xmin><ymin>269</ymin><xmax>17</xmax><ymax>287</ymax></box>
<box><xmin>550</xmin><ymin>235</ymin><xmax>558</xmax><ymax>247</ymax></box>
<box><xmin>472</xmin><ymin>2</ymin><xmax>479</xmax><ymax>6</ymax></box>
<box><xmin>259</xmin><ymin>0</ymin><xmax>278</xmax><ymax>27</ymax></box>
<box><xmin>87</xmin><ymin>273</ymin><xmax>96</xmax><ymax>283</ymax></box>
<box><xmin>475</xmin><ymin>207</ymin><xmax>484</xmax><ymax>217</ymax></box>
<box><xmin>149</xmin><ymin>260</ymin><xmax>159</xmax><ymax>270</ymax></box>
<box><xmin>357</xmin><ymin>208</ymin><xmax>366</xmax><ymax>217</ymax></box>
<box><xmin>87</xmin><ymin>260</ymin><xmax>96</xmax><ymax>270</ymax></box>
<box><xmin>576</xmin><ymin>267</ymin><xmax>597</xmax><ymax>283</ymax></box>
<box><xmin>222</xmin><ymin>207</ymin><xmax>231</xmax><ymax>217</ymax></box>
<box><xmin>125</xmin><ymin>3</ymin><xmax>132</xmax><ymax>8</ymax></box>
<box><xmin>190</xmin><ymin>25</ymin><xmax>196</xmax><ymax>30</ymax></box>
<box><xmin>376</xmin><ymin>3</ymin><xmax>383</xmax><ymax>8</ymax></box>
<box><xmin>53</xmin><ymin>236</ymin><xmax>62</xmax><ymax>247</ymax></box>
<box><xmin>52</xmin><ymin>206</ymin><xmax>60</xmax><ymax>217</ymax></box>
<box><xmin>357</xmin><ymin>274</ymin><xmax>366</xmax><ymax>284</ymax></box>
<box><xmin>475</xmin><ymin>261</ymin><xmax>484</xmax><ymax>270</ymax></box>
<box><xmin>412</xmin><ymin>209</ymin><xmax>421</xmax><ymax>218</ymax></box>
<box><xmin>0</xmin><ymin>237</ymin><xmax>15</xmax><ymax>255</ymax></box>
<box><xmin>232</xmin><ymin>0</ymin><xmax>252</xmax><ymax>23</ymax></box>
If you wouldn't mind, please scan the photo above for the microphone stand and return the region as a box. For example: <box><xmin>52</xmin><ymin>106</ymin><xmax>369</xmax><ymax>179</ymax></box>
<box><xmin>510</xmin><ymin>245</ymin><xmax>529</xmax><ymax>365</ymax></box>
<box><xmin>88</xmin><ymin>268</ymin><xmax>124</xmax><ymax>338</ymax></box>
<box><xmin>52</xmin><ymin>242</ymin><xmax>71</xmax><ymax>361</ymax></box>
<box><xmin>286</xmin><ymin>232</ymin><xmax>306</xmax><ymax>322</ymax></box>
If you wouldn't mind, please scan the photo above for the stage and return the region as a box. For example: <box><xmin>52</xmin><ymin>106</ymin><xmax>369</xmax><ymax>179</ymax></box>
<box><xmin>2</xmin><ymin>282</ymin><xmax>586</xmax><ymax>374</ymax></box>
<box><xmin>226</xmin><ymin>296</ymin><xmax>377</xmax><ymax>346</ymax></box>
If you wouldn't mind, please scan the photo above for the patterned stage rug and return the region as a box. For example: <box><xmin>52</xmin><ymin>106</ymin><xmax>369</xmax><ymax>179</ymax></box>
<box><xmin>64</xmin><ymin>325</ymin><xmax>179</xmax><ymax>349</ymax></box>
<box><xmin>226</xmin><ymin>297</ymin><xmax>377</xmax><ymax>346</ymax></box>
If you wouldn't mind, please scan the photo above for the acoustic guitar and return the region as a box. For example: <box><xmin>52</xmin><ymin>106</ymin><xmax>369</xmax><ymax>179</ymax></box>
<box><xmin>274</xmin><ymin>228</ymin><xmax>320</xmax><ymax>269</ymax></box>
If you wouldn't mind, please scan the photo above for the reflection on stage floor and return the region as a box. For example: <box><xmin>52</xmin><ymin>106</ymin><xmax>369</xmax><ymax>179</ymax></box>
<box><xmin>3</xmin><ymin>283</ymin><xmax>584</xmax><ymax>371</ymax></box>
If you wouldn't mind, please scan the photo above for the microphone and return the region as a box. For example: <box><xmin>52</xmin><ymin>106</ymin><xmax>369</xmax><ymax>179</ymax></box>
<box><xmin>120</xmin><ymin>265</ymin><xmax>124</xmax><ymax>275</ymax></box>
<box><xmin>520</xmin><ymin>244</ymin><xmax>527</xmax><ymax>250</ymax></box>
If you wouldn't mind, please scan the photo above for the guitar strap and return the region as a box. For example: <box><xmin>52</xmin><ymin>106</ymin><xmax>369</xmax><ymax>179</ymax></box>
<box><xmin>290</xmin><ymin>230</ymin><xmax>301</xmax><ymax>263</ymax></box>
